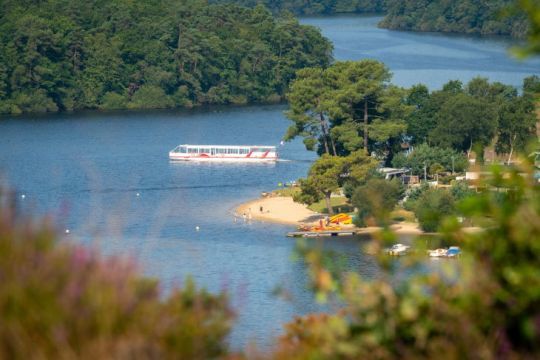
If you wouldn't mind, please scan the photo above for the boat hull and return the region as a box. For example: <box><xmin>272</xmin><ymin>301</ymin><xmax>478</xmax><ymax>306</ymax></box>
<box><xmin>169</xmin><ymin>153</ymin><xmax>277</xmax><ymax>162</ymax></box>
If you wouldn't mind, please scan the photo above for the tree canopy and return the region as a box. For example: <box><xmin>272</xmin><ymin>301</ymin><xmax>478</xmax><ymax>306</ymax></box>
<box><xmin>0</xmin><ymin>0</ymin><xmax>332</xmax><ymax>114</ymax></box>
<box><xmin>285</xmin><ymin>60</ymin><xmax>411</xmax><ymax>161</ymax></box>
<box><xmin>380</xmin><ymin>0</ymin><xmax>529</xmax><ymax>37</ymax></box>
<box><xmin>218</xmin><ymin>0</ymin><xmax>529</xmax><ymax>37</ymax></box>
<box><xmin>211</xmin><ymin>0</ymin><xmax>386</xmax><ymax>15</ymax></box>
<box><xmin>405</xmin><ymin>76</ymin><xmax>537</xmax><ymax>161</ymax></box>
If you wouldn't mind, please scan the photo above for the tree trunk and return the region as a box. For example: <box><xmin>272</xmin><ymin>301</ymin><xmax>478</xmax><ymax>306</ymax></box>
<box><xmin>324</xmin><ymin>192</ymin><xmax>334</xmax><ymax>216</ymax></box>
<box><xmin>319</xmin><ymin>113</ymin><xmax>330</xmax><ymax>154</ymax></box>
<box><xmin>507</xmin><ymin>134</ymin><xmax>516</xmax><ymax>165</ymax></box>
<box><xmin>330</xmin><ymin>135</ymin><xmax>337</xmax><ymax>156</ymax></box>
<box><xmin>363</xmin><ymin>99</ymin><xmax>369</xmax><ymax>153</ymax></box>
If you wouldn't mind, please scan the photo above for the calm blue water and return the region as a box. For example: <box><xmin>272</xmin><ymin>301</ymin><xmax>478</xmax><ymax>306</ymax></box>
<box><xmin>0</xmin><ymin>106</ymin><xmax>379</xmax><ymax>348</ymax></box>
<box><xmin>1</xmin><ymin>15</ymin><xmax>539</xmax><ymax>350</ymax></box>
<box><xmin>301</xmin><ymin>15</ymin><xmax>540</xmax><ymax>89</ymax></box>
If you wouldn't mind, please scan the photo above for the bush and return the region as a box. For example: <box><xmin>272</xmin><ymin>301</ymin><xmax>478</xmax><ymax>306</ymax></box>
<box><xmin>352</xmin><ymin>178</ymin><xmax>404</xmax><ymax>226</ymax></box>
<box><xmin>100</xmin><ymin>92</ymin><xmax>128</xmax><ymax>110</ymax></box>
<box><xmin>12</xmin><ymin>90</ymin><xmax>58</xmax><ymax>113</ymax></box>
<box><xmin>276</xmin><ymin>162</ymin><xmax>540</xmax><ymax>359</ymax></box>
<box><xmin>450</xmin><ymin>180</ymin><xmax>476</xmax><ymax>201</ymax></box>
<box><xmin>403</xmin><ymin>182</ymin><xmax>429</xmax><ymax>211</ymax></box>
<box><xmin>0</xmin><ymin>193</ymin><xmax>232</xmax><ymax>359</ymax></box>
<box><xmin>392</xmin><ymin>144</ymin><xmax>468</xmax><ymax>177</ymax></box>
<box><xmin>128</xmin><ymin>85</ymin><xmax>174</xmax><ymax>109</ymax></box>
<box><xmin>414</xmin><ymin>188</ymin><xmax>455</xmax><ymax>232</ymax></box>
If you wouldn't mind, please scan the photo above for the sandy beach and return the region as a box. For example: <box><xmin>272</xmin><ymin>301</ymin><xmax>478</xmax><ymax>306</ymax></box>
<box><xmin>235</xmin><ymin>196</ymin><xmax>324</xmax><ymax>225</ymax></box>
<box><xmin>235</xmin><ymin>195</ymin><xmax>423</xmax><ymax>235</ymax></box>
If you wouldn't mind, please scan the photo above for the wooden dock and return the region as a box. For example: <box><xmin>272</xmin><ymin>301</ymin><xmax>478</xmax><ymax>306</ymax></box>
<box><xmin>286</xmin><ymin>230</ymin><xmax>357</xmax><ymax>238</ymax></box>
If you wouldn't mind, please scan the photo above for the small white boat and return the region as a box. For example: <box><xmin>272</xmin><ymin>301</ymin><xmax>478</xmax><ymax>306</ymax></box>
<box><xmin>445</xmin><ymin>246</ymin><xmax>461</xmax><ymax>258</ymax></box>
<box><xmin>169</xmin><ymin>144</ymin><xmax>278</xmax><ymax>162</ymax></box>
<box><xmin>428</xmin><ymin>248</ymin><xmax>448</xmax><ymax>257</ymax></box>
<box><xmin>386</xmin><ymin>243</ymin><xmax>410</xmax><ymax>256</ymax></box>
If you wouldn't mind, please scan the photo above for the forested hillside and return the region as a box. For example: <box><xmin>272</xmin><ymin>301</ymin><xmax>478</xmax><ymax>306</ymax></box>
<box><xmin>211</xmin><ymin>0</ymin><xmax>386</xmax><ymax>15</ymax></box>
<box><xmin>0</xmin><ymin>0</ymin><xmax>332</xmax><ymax>114</ymax></box>
<box><xmin>219</xmin><ymin>0</ymin><xmax>528</xmax><ymax>37</ymax></box>
<box><xmin>380</xmin><ymin>0</ymin><xmax>528</xmax><ymax>37</ymax></box>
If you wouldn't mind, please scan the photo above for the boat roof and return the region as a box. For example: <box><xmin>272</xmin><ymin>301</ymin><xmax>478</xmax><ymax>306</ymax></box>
<box><xmin>179</xmin><ymin>144</ymin><xmax>276</xmax><ymax>149</ymax></box>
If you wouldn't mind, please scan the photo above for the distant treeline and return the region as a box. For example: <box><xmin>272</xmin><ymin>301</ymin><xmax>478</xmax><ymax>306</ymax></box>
<box><xmin>217</xmin><ymin>0</ymin><xmax>528</xmax><ymax>37</ymax></box>
<box><xmin>380</xmin><ymin>0</ymin><xmax>528</xmax><ymax>38</ymax></box>
<box><xmin>210</xmin><ymin>0</ymin><xmax>386</xmax><ymax>15</ymax></box>
<box><xmin>0</xmin><ymin>0</ymin><xmax>332</xmax><ymax>115</ymax></box>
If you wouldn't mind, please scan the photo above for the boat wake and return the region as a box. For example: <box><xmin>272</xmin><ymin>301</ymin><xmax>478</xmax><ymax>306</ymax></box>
<box><xmin>77</xmin><ymin>183</ymin><xmax>261</xmax><ymax>194</ymax></box>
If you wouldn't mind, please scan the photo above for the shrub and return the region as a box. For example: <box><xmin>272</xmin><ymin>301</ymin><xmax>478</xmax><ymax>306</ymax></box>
<box><xmin>352</xmin><ymin>178</ymin><xmax>404</xmax><ymax>226</ymax></box>
<box><xmin>100</xmin><ymin>92</ymin><xmax>128</xmax><ymax>110</ymax></box>
<box><xmin>12</xmin><ymin>90</ymin><xmax>58</xmax><ymax>113</ymax></box>
<box><xmin>129</xmin><ymin>85</ymin><xmax>174</xmax><ymax>109</ymax></box>
<box><xmin>414</xmin><ymin>188</ymin><xmax>455</xmax><ymax>232</ymax></box>
<box><xmin>392</xmin><ymin>144</ymin><xmax>468</xmax><ymax>176</ymax></box>
<box><xmin>0</xmin><ymin>193</ymin><xmax>232</xmax><ymax>359</ymax></box>
<box><xmin>403</xmin><ymin>182</ymin><xmax>429</xmax><ymax>211</ymax></box>
<box><xmin>276</xmin><ymin>161</ymin><xmax>540</xmax><ymax>359</ymax></box>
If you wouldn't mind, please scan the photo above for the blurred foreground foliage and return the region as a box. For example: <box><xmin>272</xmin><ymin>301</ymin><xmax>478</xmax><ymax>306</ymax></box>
<box><xmin>1</xmin><ymin>165</ymin><xmax>539</xmax><ymax>359</ymax></box>
<box><xmin>0</xmin><ymin>193</ymin><xmax>233</xmax><ymax>359</ymax></box>
<box><xmin>275</xmin><ymin>158</ymin><xmax>540</xmax><ymax>359</ymax></box>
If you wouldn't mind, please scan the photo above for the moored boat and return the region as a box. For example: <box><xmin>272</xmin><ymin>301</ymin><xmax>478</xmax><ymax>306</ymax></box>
<box><xmin>386</xmin><ymin>243</ymin><xmax>410</xmax><ymax>256</ymax></box>
<box><xmin>428</xmin><ymin>248</ymin><xmax>448</xmax><ymax>257</ymax></box>
<box><xmin>169</xmin><ymin>144</ymin><xmax>278</xmax><ymax>162</ymax></box>
<box><xmin>446</xmin><ymin>246</ymin><xmax>461</xmax><ymax>258</ymax></box>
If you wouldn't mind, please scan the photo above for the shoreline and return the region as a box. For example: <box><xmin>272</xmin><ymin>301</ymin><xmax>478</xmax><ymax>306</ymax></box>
<box><xmin>235</xmin><ymin>196</ymin><xmax>325</xmax><ymax>226</ymax></box>
<box><xmin>235</xmin><ymin>195</ymin><xmax>423</xmax><ymax>235</ymax></box>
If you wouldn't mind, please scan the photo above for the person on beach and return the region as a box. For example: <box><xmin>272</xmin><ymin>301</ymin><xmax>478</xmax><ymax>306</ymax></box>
<box><xmin>248</xmin><ymin>208</ymin><xmax>252</xmax><ymax>220</ymax></box>
<box><xmin>242</xmin><ymin>213</ymin><xmax>247</xmax><ymax>221</ymax></box>
<box><xmin>259</xmin><ymin>205</ymin><xmax>263</xmax><ymax>213</ymax></box>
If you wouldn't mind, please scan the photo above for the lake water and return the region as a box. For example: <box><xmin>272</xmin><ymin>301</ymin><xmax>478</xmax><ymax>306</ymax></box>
<box><xmin>0</xmin><ymin>106</ymin><xmax>381</xmax><ymax>348</ymax></box>
<box><xmin>1</xmin><ymin>15</ymin><xmax>539</xmax><ymax>350</ymax></box>
<box><xmin>301</xmin><ymin>15</ymin><xmax>540</xmax><ymax>89</ymax></box>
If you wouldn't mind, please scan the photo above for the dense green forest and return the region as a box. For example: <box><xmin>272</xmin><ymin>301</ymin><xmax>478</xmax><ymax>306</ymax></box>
<box><xmin>0</xmin><ymin>0</ymin><xmax>332</xmax><ymax>115</ymax></box>
<box><xmin>211</xmin><ymin>0</ymin><xmax>386</xmax><ymax>15</ymax></box>
<box><xmin>219</xmin><ymin>0</ymin><xmax>528</xmax><ymax>37</ymax></box>
<box><xmin>380</xmin><ymin>0</ymin><xmax>529</xmax><ymax>37</ymax></box>
<box><xmin>285</xmin><ymin>60</ymin><xmax>539</xmax><ymax>215</ymax></box>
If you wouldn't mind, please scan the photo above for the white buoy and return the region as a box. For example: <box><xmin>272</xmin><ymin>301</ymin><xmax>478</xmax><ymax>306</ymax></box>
<box><xmin>195</xmin><ymin>226</ymin><xmax>200</xmax><ymax>231</ymax></box>
<box><xmin>136</xmin><ymin>192</ymin><xmax>140</xmax><ymax>197</ymax></box>
<box><xmin>21</xmin><ymin>194</ymin><xmax>26</xmax><ymax>199</ymax></box>
<box><xmin>65</xmin><ymin>229</ymin><xmax>70</xmax><ymax>234</ymax></box>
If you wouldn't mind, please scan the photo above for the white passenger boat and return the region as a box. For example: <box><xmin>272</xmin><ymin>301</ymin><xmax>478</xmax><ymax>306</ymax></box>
<box><xmin>169</xmin><ymin>144</ymin><xmax>278</xmax><ymax>162</ymax></box>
